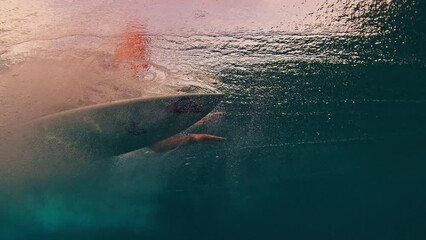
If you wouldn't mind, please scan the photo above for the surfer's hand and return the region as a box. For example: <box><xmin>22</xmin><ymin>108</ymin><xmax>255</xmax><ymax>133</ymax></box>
<box><xmin>190</xmin><ymin>134</ymin><xmax>225</xmax><ymax>142</ymax></box>
<box><xmin>149</xmin><ymin>134</ymin><xmax>225</xmax><ymax>152</ymax></box>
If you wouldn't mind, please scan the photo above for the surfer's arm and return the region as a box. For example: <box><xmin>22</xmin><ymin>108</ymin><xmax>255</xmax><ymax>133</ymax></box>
<box><xmin>149</xmin><ymin>134</ymin><xmax>225</xmax><ymax>152</ymax></box>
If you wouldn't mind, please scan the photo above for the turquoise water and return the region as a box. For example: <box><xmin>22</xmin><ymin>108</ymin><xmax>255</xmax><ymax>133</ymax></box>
<box><xmin>1</xmin><ymin>0</ymin><xmax>426</xmax><ymax>239</ymax></box>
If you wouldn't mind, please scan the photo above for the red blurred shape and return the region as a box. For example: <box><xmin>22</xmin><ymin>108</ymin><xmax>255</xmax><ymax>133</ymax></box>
<box><xmin>114</xmin><ymin>22</ymin><xmax>150</xmax><ymax>73</ymax></box>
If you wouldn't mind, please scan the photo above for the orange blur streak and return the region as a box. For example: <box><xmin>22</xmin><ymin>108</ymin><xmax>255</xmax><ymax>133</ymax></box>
<box><xmin>114</xmin><ymin>22</ymin><xmax>150</xmax><ymax>73</ymax></box>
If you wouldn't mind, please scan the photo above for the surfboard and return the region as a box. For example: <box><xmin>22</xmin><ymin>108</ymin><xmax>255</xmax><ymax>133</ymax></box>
<box><xmin>22</xmin><ymin>93</ymin><xmax>224</xmax><ymax>158</ymax></box>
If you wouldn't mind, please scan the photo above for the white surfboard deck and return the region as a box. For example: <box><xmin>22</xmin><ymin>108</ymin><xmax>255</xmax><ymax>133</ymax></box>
<box><xmin>22</xmin><ymin>93</ymin><xmax>224</xmax><ymax>158</ymax></box>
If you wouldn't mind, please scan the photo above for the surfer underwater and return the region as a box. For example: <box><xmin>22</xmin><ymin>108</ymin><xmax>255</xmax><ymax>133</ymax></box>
<box><xmin>115</xmin><ymin>22</ymin><xmax>225</xmax><ymax>153</ymax></box>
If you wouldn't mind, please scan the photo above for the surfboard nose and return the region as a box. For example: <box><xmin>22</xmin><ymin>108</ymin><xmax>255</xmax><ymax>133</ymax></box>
<box><xmin>26</xmin><ymin>93</ymin><xmax>225</xmax><ymax>158</ymax></box>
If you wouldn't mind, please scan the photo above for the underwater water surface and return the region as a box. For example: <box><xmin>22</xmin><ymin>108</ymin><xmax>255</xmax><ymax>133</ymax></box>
<box><xmin>1</xmin><ymin>0</ymin><xmax>426</xmax><ymax>239</ymax></box>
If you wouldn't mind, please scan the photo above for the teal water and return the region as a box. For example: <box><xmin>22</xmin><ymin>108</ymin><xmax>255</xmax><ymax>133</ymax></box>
<box><xmin>1</xmin><ymin>0</ymin><xmax>426</xmax><ymax>239</ymax></box>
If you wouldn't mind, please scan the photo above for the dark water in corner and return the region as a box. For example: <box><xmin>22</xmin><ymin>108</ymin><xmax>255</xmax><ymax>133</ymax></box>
<box><xmin>144</xmin><ymin>64</ymin><xmax>426</xmax><ymax>239</ymax></box>
<box><xmin>1</xmin><ymin>1</ymin><xmax>426</xmax><ymax>239</ymax></box>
